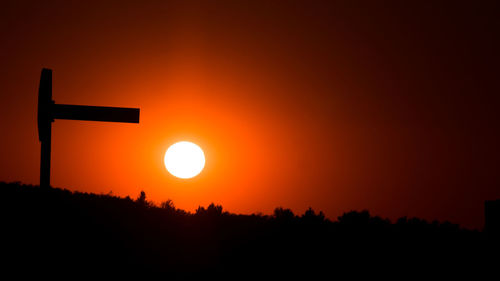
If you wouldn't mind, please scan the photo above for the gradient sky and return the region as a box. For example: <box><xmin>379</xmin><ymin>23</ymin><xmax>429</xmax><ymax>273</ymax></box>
<box><xmin>1</xmin><ymin>0</ymin><xmax>499</xmax><ymax>229</ymax></box>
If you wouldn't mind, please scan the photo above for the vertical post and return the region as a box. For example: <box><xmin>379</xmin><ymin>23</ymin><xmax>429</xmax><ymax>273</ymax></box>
<box><xmin>38</xmin><ymin>68</ymin><xmax>53</xmax><ymax>188</ymax></box>
<box><xmin>40</xmin><ymin>123</ymin><xmax>51</xmax><ymax>188</ymax></box>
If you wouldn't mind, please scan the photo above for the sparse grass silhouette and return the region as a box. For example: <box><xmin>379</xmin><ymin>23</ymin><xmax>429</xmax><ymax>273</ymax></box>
<box><xmin>0</xmin><ymin>182</ymin><xmax>493</xmax><ymax>278</ymax></box>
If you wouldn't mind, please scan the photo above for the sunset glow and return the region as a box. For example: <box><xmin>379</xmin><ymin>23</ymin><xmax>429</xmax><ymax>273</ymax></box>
<box><xmin>0</xmin><ymin>1</ymin><xmax>498</xmax><ymax>230</ymax></box>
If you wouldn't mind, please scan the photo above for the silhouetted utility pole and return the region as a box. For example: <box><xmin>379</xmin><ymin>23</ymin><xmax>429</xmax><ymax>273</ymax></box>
<box><xmin>37</xmin><ymin>68</ymin><xmax>140</xmax><ymax>187</ymax></box>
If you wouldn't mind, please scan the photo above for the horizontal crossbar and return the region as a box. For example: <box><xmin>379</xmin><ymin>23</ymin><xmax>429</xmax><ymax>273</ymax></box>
<box><xmin>52</xmin><ymin>104</ymin><xmax>140</xmax><ymax>123</ymax></box>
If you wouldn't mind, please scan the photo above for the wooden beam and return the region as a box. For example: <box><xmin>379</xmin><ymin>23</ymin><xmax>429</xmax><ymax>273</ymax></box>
<box><xmin>52</xmin><ymin>104</ymin><xmax>140</xmax><ymax>123</ymax></box>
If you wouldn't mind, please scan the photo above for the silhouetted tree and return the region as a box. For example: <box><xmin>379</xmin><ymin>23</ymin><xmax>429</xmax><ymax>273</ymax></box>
<box><xmin>136</xmin><ymin>190</ymin><xmax>153</xmax><ymax>208</ymax></box>
<box><xmin>302</xmin><ymin>207</ymin><xmax>325</xmax><ymax>224</ymax></box>
<box><xmin>273</xmin><ymin>207</ymin><xmax>295</xmax><ymax>221</ymax></box>
<box><xmin>195</xmin><ymin>206</ymin><xmax>206</xmax><ymax>215</ymax></box>
<box><xmin>337</xmin><ymin>210</ymin><xmax>371</xmax><ymax>225</ymax></box>
<box><xmin>137</xmin><ymin>190</ymin><xmax>146</xmax><ymax>204</ymax></box>
<box><xmin>206</xmin><ymin>203</ymin><xmax>223</xmax><ymax>216</ymax></box>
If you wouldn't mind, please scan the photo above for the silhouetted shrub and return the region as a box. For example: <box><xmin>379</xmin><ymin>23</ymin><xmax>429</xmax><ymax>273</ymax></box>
<box><xmin>195</xmin><ymin>205</ymin><xmax>206</xmax><ymax>215</ymax></box>
<box><xmin>160</xmin><ymin>199</ymin><xmax>175</xmax><ymax>211</ymax></box>
<box><xmin>302</xmin><ymin>207</ymin><xmax>326</xmax><ymax>224</ymax></box>
<box><xmin>273</xmin><ymin>207</ymin><xmax>295</xmax><ymax>221</ymax></box>
<box><xmin>337</xmin><ymin>210</ymin><xmax>371</xmax><ymax>225</ymax></box>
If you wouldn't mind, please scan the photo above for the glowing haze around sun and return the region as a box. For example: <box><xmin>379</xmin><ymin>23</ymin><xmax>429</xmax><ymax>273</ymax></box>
<box><xmin>164</xmin><ymin>141</ymin><xmax>205</xmax><ymax>179</ymax></box>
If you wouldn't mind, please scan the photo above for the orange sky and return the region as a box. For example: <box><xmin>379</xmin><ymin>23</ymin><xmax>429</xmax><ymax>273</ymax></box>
<box><xmin>1</xmin><ymin>0</ymin><xmax>499</xmax><ymax>229</ymax></box>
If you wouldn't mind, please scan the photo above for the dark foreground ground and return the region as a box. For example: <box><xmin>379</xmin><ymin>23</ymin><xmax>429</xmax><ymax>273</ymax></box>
<box><xmin>1</xmin><ymin>182</ymin><xmax>497</xmax><ymax>278</ymax></box>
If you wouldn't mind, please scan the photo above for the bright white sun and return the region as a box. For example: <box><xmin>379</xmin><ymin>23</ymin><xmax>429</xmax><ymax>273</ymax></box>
<box><xmin>164</xmin><ymin>141</ymin><xmax>205</xmax><ymax>179</ymax></box>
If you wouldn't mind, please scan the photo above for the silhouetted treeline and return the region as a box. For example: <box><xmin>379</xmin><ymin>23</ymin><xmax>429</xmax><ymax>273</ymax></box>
<box><xmin>0</xmin><ymin>182</ymin><xmax>496</xmax><ymax>278</ymax></box>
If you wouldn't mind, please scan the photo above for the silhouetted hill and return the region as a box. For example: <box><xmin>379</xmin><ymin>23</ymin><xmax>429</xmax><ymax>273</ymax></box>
<box><xmin>0</xmin><ymin>182</ymin><xmax>495</xmax><ymax>278</ymax></box>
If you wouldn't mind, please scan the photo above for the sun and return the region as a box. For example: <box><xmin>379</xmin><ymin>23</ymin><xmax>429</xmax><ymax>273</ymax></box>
<box><xmin>164</xmin><ymin>141</ymin><xmax>205</xmax><ymax>179</ymax></box>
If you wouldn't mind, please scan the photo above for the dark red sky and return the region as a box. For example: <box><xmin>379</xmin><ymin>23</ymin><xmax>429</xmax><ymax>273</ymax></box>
<box><xmin>1</xmin><ymin>0</ymin><xmax>499</xmax><ymax>229</ymax></box>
